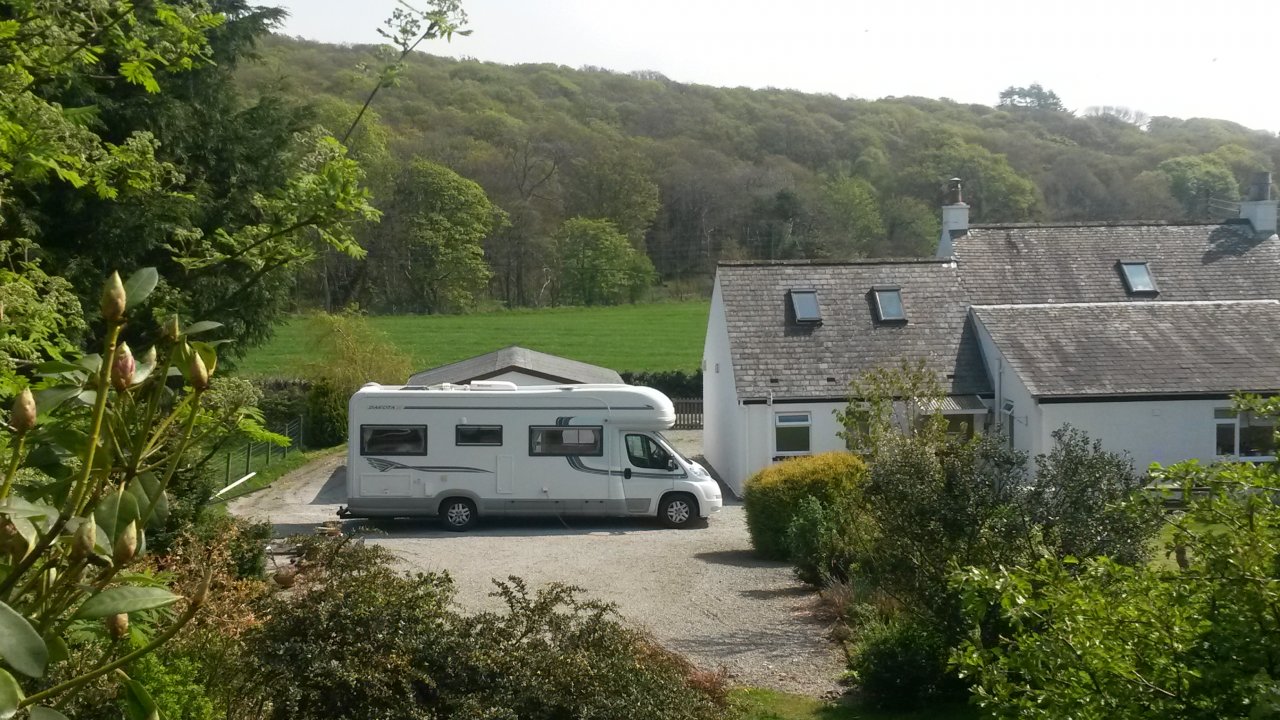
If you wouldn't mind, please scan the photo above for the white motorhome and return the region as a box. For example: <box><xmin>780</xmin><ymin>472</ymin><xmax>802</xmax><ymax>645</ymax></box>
<box><xmin>340</xmin><ymin>382</ymin><xmax>723</xmax><ymax>530</ymax></box>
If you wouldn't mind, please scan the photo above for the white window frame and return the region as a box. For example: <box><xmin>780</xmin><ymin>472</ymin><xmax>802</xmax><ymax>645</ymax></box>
<box><xmin>774</xmin><ymin>412</ymin><xmax>812</xmax><ymax>457</ymax></box>
<box><xmin>1215</xmin><ymin>408</ymin><xmax>1276</xmax><ymax>461</ymax></box>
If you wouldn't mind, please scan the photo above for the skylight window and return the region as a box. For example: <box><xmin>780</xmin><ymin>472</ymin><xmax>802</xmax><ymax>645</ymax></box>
<box><xmin>789</xmin><ymin>289</ymin><xmax>821</xmax><ymax>324</ymax></box>
<box><xmin>1119</xmin><ymin>261</ymin><xmax>1157</xmax><ymax>295</ymax></box>
<box><xmin>872</xmin><ymin>287</ymin><xmax>906</xmax><ymax>322</ymax></box>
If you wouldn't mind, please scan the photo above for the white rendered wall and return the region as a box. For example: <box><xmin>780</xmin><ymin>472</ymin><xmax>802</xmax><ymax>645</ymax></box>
<box><xmin>1040</xmin><ymin>399</ymin><xmax>1228</xmax><ymax>472</ymax></box>
<box><xmin>702</xmin><ymin>277</ymin><xmax>745</xmax><ymax>491</ymax></box>
<box><xmin>736</xmin><ymin>401</ymin><xmax>847</xmax><ymax>495</ymax></box>
<box><xmin>972</xmin><ymin>313</ymin><xmax>1044</xmax><ymax>458</ymax></box>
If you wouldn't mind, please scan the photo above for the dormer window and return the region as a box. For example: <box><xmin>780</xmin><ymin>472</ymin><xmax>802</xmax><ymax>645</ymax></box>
<box><xmin>1119</xmin><ymin>261</ymin><xmax>1158</xmax><ymax>295</ymax></box>
<box><xmin>872</xmin><ymin>287</ymin><xmax>906</xmax><ymax>322</ymax></box>
<box><xmin>789</xmin><ymin>289</ymin><xmax>821</xmax><ymax>324</ymax></box>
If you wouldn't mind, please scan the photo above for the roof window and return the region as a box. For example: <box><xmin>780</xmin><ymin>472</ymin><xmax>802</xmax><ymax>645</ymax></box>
<box><xmin>1118</xmin><ymin>261</ymin><xmax>1157</xmax><ymax>295</ymax></box>
<box><xmin>872</xmin><ymin>287</ymin><xmax>906</xmax><ymax>322</ymax></box>
<box><xmin>789</xmin><ymin>289</ymin><xmax>821</xmax><ymax>324</ymax></box>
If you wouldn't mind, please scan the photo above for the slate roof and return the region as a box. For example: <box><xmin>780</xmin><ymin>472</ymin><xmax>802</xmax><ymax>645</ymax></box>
<box><xmin>407</xmin><ymin>346</ymin><xmax>622</xmax><ymax>386</ymax></box>
<box><xmin>952</xmin><ymin>221</ymin><xmax>1280</xmax><ymax>304</ymax></box>
<box><xmin>971</xmin><ymin>301</ymin><xmax>1280</xmax><ymax>398</ymax></box>
<box><xmin>716</xmin><ymin>260</ymin><xmax>991</xmax><ymax>401</ymax></box>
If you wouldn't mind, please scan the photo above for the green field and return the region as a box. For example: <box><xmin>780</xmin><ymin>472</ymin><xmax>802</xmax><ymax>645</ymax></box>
<box><xmin>236</xmin><ymin>301</ymin><xmax>710</xmax><ymax>378</ymax></box>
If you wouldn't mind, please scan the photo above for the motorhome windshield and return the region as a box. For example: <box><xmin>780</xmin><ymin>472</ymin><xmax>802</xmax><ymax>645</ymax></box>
<box><xmin>654</xmin><ymin>432</ymin><xmax>690</xmax><ymax>463</ymax></box>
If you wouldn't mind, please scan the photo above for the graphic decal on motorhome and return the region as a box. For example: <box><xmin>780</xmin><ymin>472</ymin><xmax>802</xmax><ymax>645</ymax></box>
<box><xmin>365</xmin><ymin>457</ymin><xmax>493</xmax><ymax>474</ymax></box>
<box><xmin>554</xmin><ymin>417</ymin><xmax>687</xmax><ymax>479</ymax></box>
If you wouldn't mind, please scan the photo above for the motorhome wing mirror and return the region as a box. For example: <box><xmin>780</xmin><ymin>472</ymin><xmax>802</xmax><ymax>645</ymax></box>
<box><xmin>667</xmin><ymin>458</ymin><xmax>678</xmax><ymax>472</ymax></box>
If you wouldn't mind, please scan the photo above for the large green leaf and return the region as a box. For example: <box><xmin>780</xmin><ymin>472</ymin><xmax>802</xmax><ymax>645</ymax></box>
<box><xmin>30</xmin><ymin>706</ymin><xmax>71</xmax><ymax>720</ymax></box>
<box><xmin>122</xmin><ymin>675</ymin><xmax>160</xmax><ymax>720</ymax></box>
<box><xmin>0</xmin><ymin>668</ymin><xmax>21</xmax><ymax>720</ymax></box>
<box><xmin>73</xmin><ymin>587</ymin><xmax>180</xmax><ymax>619</ymax></box>
<box><xmin>0</xmin><ymin>602</ymin><xmax>47</xmax><ymax>678</ymax></box>
<box><xmin>182</xmin><ymin>320</ymin><xmax>222</xmax><ymax>337</ymax></box>
<box><xmin>95</xmin><ymin>489</ymin><xmax>140</xmax><ymax>546</ymax></box>
<box><xmin>129</xmin><ymin>474</ymin><xmax>168</xmax><ymax>529</ymax></box>
<box><xmin>122</xmin><ymin>268</ymin><xmax>158</xmax><ymax>311</ymax></box>
<box><xmin>0</xmin><ymin>498</ymin><xmax>54</xmax><ymax>521</ymax></box>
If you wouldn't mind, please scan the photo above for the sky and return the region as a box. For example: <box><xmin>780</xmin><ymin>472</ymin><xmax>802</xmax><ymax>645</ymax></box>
<box><xmin>274</xmin><ymin>0</ymin><xmax>1280</xmax><ymax>133</ymax></box>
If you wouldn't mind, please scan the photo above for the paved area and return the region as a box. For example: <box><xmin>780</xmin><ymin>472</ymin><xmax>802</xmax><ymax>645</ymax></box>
<box><xmin>229</xmin><ymin>433</ymin><xmax>845</xmax><ymax>697</ymax></box>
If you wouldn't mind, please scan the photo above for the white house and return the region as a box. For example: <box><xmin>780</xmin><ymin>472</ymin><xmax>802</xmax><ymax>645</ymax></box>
<box><xmin>704</xmin><ymin>174</ymin><xmax>1280</xmax><ymax>495</ymax></box>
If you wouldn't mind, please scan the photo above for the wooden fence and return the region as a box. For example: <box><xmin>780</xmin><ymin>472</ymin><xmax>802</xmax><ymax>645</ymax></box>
<box><xmin>672</xmin><ymin>398</ymin><xmax>703</xmax><ymax>430</ymax></box>
<box><xmin>218</xmin><ymin>416</ymin><xmax>304</xmax><ymax>486</ymax></box>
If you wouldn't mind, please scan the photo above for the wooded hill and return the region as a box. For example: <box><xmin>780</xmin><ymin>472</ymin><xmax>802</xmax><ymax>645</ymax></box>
<box><xmin>239</xmin><ymin>35</ymin><xmax>1280</xmax><ymax>312</ymax></box>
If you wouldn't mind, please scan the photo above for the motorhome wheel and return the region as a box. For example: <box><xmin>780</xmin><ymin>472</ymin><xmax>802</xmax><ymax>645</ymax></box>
<box><xmin>659</xmin><ymin>493</ymin><xmax>697</xmax><ymax>529</ymax></box>
<box><xmin>441</xmin><ymin>498</ymin><xmax>477</xmax><ymax>531</ymax></box>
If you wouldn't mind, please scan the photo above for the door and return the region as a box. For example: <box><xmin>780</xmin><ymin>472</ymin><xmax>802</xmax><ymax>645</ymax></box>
<box><xmin>621</xmin><ymin>433</ymin><xmax>679</xmax><ymax>514</ymax></box>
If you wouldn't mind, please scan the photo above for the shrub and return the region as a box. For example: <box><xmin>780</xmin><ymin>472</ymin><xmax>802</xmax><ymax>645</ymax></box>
<box><xmin>849</xmin><ymin>613</ymin><xmax>961</xmax><ymax>710</ymax></box>
<box><xmin>743</xmin><ymin>452</ymin><xmax>866</xmax><ymax>560</ymax></box>
<box><xmin>250</xmin><ymin>537</ymin><xmax>730</xmax><ymax>720</ymax></box>
<box><xmin>304</xmin><ymin>377</ymin><xmax>348</xmax><ymax>448</ymax></box>
<box><xmin>620</xmin><ymin>369</ymin><xmax>703</xmax><ymax>398</ymax></box>
<box><xmin>255</xmin><ymin>378</ymin><xmax>311</xmax><ymax>429</ymax></box>
<box><xmin>784</xmin><ymin>494</ymin><xmax>869</xmax><ymax>586</ymax></box>
<box><xmin>1029</xmin><ymin>426</ymin><xmax>1163</xmax><ymax>565</ymax></box>
<box><xmin>955</xmin><ymin>455</ymin><xmax>1280</xmax><ymax>719</ymax></box>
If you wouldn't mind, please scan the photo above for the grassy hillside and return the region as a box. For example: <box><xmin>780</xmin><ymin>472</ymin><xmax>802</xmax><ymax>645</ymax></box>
<box><xmin>237</xmin><ymin>301</ymin><xmax>710</xmax><ymax>377</ymax></box>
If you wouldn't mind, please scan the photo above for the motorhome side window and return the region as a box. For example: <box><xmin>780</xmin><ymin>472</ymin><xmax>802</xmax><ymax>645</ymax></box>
<box><xmin>456</xmin><ymin>425</ymin><xmax>503</xmax><ymax>446</ymax></box>
<box><xmin>528</xmin><ymin>426</ymin><xmax>604</xmax><ymax>456</ymax></box>
<box><xmin>625</xmin><ymin>434</ymin><xmax>672</xmax><ymax>470</ymax></box>
<box><xmin>360</xmin><ymin>425</ymin><xmax>427</xmax><ymax>456</ymax></box>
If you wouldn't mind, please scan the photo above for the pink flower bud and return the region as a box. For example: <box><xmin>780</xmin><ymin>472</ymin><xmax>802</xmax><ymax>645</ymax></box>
<box><xmin>112</xmin><ymin>342</ymin><xmax>136</xmax><ymax>392</ymax></box>
<box><xmin>190</xmin><ymin>351</ymin><xmax>210</xmax><ymax>392</ymax></box>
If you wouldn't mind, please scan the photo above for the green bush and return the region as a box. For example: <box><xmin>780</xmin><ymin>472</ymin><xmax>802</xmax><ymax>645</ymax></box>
<box><xmin>255</xmin><ymin>378</ymin><xmax>311</xmax><ymax>429</ymax></box>
<box><xmin>250</xmin><ymin>537</ymin><xmax>730</xmax><ymax>720</ymax></box>
<box><xmin>784</xmin><ymin>494</ymin><xmax>868</xmax><ymax>586</ymax></box>
<box><xmin>304</xmin><ymin>377</ymin><xmax>348</xmax><ymax>448</ymax></box>
<box><xmin>743</xmin><ymin>452</ymin><xmax>866</xmax><ymax>560</ymax></box>
<box><xmin>849</xmin><ymin>614</ymin><xmax>961</xmax><ymax>710</ymax></box>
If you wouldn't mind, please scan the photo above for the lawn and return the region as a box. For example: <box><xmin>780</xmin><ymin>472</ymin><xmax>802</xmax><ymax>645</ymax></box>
<box><xmin>235</xmin><ymin>301</ymin><xmax>710</xmax><ymax>377</ymax></box>
<box><xmin>731</xmin><ymin>688</ymin><xmax>980</xmax><ymax>720</ymax></box>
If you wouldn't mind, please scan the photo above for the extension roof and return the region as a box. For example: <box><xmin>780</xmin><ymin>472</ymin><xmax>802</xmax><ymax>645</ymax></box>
<box><xmin>716</xmin><ymin>260</ymin><xmax>991</xmax><ymax>401</ymax></box>
<box><xmin>407</xmin><ymin>346</ymin><xmax>623</xmax><ymax>386</ymax></box>
<box><xmin>971</xmin><ymin>301</ymin><xmax>1280</xmax><ymax>399</ymax></box>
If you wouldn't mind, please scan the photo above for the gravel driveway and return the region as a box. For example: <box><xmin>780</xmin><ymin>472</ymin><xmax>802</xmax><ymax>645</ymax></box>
<box><xmin>229</xmin><ymin>433</ymin><xmax>845</xmax><ymax>697</ymax></box>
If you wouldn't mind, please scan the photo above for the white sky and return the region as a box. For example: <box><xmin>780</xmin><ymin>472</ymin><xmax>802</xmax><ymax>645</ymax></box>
<box><xmin>275</xmin><ymin>0</ymin><xmax>1280</xmax><ymax>133</ymax></box>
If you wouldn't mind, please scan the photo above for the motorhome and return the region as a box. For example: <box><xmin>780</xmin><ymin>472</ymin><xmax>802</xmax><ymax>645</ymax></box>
<box><xmin>341</xmin><ymin>381</ymin><xmax>723</xmax><ymax>529</ymax></box>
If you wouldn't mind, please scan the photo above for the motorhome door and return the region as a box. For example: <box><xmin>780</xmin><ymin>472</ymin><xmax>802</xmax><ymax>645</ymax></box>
<box><xmin>620</xmin><ymin>433</ymin><xmax>680</xmax><ymax>514</ymax></box>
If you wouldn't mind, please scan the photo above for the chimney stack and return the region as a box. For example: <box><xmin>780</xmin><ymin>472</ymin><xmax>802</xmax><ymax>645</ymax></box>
<box><xmin>937</xmin><ymin>178</ymin><xmax>970</xmax><ymax>258</ymax></box>
<box><xmin>1240</xmin><ymin>171</ymin><xmax>1277</xmax><ymax>236</ymax></box>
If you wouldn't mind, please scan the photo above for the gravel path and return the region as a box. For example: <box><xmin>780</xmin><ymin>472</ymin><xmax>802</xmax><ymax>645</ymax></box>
<box><xmin>229</xmin><ymin>434</ymin><xmax>846</xmax><ymax>697</ymax></box>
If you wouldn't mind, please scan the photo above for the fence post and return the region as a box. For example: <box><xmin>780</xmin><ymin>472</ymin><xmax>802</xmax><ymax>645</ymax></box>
<box><xmin>266</xmin><ymin>441</ymin><xmax>271</xmax><ymax>467</ymax></box>
<box><xmin>245</xmin><ymin>443</ymin><xmax>252</xmax><ymax>475</ymax></box>
<box><xmin>225</xmin><ymin>452</ymin><xmax>231</xmax><ymax>485</ymax></box>
<box><xmin>298</xmin><ymin>414</ymin><xmax>305</xmax><ymax>452</ymax></box>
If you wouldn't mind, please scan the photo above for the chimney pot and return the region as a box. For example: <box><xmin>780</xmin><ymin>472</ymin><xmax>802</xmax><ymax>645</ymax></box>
<box><xmin>937</xmin><ymin>178</ymin><xmax>970</xmax><ymax>257</ymax></box>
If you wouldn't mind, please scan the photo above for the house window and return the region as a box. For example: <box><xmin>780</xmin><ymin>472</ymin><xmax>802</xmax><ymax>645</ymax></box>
<box><xmin>775</xmin><ymin>412</ymin><xmax>812</xmax><ymax>455</ymax></box>
<box><xmin>945</xmin><ymin>415</ymin><xmax>976</xmax><ymax>440</ymax></box>
<box><xmin>360</xmin><ymin>425</ymin><xmax>427</xmax><ymax>456</ymax></box>
<box><xmin>1215</xmin><ymin>408</ymin><xmax>1276</xmax><ymax>460</ymax></box>
<box><xmin>872</xmin><ymin>287</ymin><xmax>906</xmax><ymax>322</ymax></box>
<box><xmin>789</xmin><ymin>289</ymin><xmax>821</xmax><ymax>324</ymax></box>
<box><xmin>529</xmin><ymin>426</ymin><xmax>604</xmax><ymax>456</ymax></box>
<box><xmin>1119</xmin><ymin>261</ymin><xmax>1158</xmax><ymax>295</ymax></box>
<box><xmin>456</xmin><ymin>425</ymin><xmax>503</xmax><ymax>446</ymax></box>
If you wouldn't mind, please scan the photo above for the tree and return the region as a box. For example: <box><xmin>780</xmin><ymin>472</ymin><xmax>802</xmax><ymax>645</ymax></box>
<box><xmin>998</xmin><ymin>84</ymin><xmax>1067</xmax><ymax>112</ymax></box>
<box><xmin>1157</xmin><ymin>155</ymin><xmax>1239</xmax><ymax>217</ymax></box>
<box><xmin>814</xmin><ymin>176</ymin><xmax>884</xmax><ymax>258</ymax></box>
<box><xmin>551</xmin><ymin>217</ymin><xmax>653</xmax><ymax>306</ymax></box>
<box><xmin>369</xmin><ymin>159</ymin><xmax>503</xmax><ymax>313</ymax></box>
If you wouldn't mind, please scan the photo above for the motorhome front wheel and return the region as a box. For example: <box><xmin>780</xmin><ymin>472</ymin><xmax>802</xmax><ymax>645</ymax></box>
<box><xmin>441</xmin><ymin>498</ymin><xmax>477</xmax><ymax>531</ymax></box>
<box><xmin>659</xmin><ymin>494</ymin><xmax>697</xmax><ymax>529</ymax></box>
